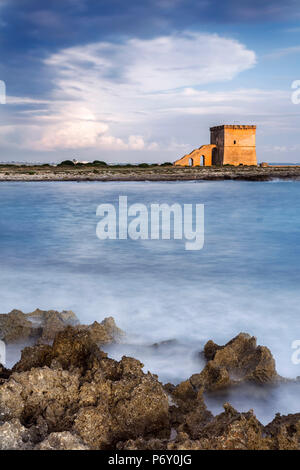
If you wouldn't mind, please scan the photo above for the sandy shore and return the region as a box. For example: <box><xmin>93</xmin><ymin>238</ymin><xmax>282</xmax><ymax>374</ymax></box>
<box><xmin>1</xmin><ymin>164</ymin><xmax>300</xmax><ymax>182</ymax></box>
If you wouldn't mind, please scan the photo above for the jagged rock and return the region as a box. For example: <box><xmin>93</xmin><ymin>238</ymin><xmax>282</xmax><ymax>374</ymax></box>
<box><xmin>191</xmin><ymin>333</ymin><xmax>278</xmax><ymax>391</ymax></box>
<box><xmin>74</xmin><ymin>355</ymin><xmax>169</xmax><ymax>449</ymax></box>
<box><xmin>166</xmin><ymin>404</ymin><xmax>272</xmax><ymax>450</ymax></box>
<box><xmin>28</xmin><ymin>308</ymin><xmax>78</xmax><ymax>326</ymax></box>
<box><xmin>264</xmin><ymin>412</ymin><xmax>300</xmax><ymax>450</ymax></box>
<box><xmin>0</xmin><ymin>308</ymin><xmax>79</xmax><ymax>344</ymax></box>
<box><xmin>191</xmin><ymin>361</ymin><xmax>231</xmax><ymax>391</ymax></box>
<box><xmin>25</xmin><ymin>308</ymin><xmax>79</xmax><ymax>344</ymax></box>
<box><xmin>51</xmin><ymin>326</ymin><xmax>105</xmax><ymax>371</ymax></box>
<box><xmin>12</xmin><ymin>344</ymin><xmax>53</xmax><ymax>372</ymax></box>
<box><xmin>1</xmin><ymin>326</ymin><xmax>299</xmax><ymax>450</ymax></box>
<box><xmin>0</xmin><ymin>327</ymin><xmax>169</xmax><ymax>450</ymax></box>
<box><xmin>117</xmin><ymin>437</ymin><xmax>166</xmax><ymax>450</ymax></box>
<box><xmin>12</xmin><ymin>326</ymin><xmax>108</xmax><ymax>374</ymax></box>
<box><xmin>167</xmin><ymin>434</ymin><xmax>203</xmax><ymax>450</ymax></box>
<box><xmin>0</xmin><ymin>418</ymin><xmax>33</xmax><ymax>450</ymax></box>
<box><xmin>193</xmin><ymin>403</ymin><xmax>271</xmax><ymax>450</ymax></box>
<box><xmin>204</xmin><ymin>339</ymin><xmax>222</xmax><ymax>361</ymax></box>
<box><xmin>79</xmin><ymin>317</ymin><xmax>124</xmax><ymax>345</ymax></box>
<box><xmin>0</xmin><ymin>309</ymin><xmax>123</xmax><ymax>352</ymax></box>
<box><xmin>0</xmin><ymin>310</ymin><xmax>35</xmax><ymax>342</ymax></box>
<box><xmin>39</xmin><ymin>313</ymin><xmax>74</xmax><ymax>344</ymax></box>
<box><xmin>0</xmin><ymin>364</ymin><xmax>11</xmax><ymax>383</ymax></box>
<box><xmin>118</xmin><ymin>404</ymin><xmax>275</xmax><ymax>451</ymax></box>
<box><xmin>0</xmin><ymin>366</ymin><xmax>80</xmax><ymax>431</ymax></box>
<box><xmin>164</xmin><ymin>379</ymin><xmax>212</xmax><ymax>440</ymax></box>
<box><xmin>35</xmin><ymin>431</ymin><xmax>89</xmax><ymax>450</ymax></box>
<box><xmin>97</xmin><ymin>316</ymin><xmax>124</xmax><ymax>341</ymax></box>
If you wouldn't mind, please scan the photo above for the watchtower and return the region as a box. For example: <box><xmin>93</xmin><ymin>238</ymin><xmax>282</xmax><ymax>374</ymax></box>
<box><xmin>210</xmin><ymin>125</ymin><xmax>257</xmax><ymax>166</ymax></box>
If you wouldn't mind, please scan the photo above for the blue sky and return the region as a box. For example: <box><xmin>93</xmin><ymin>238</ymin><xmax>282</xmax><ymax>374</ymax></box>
<box><xmin>0</xmin><ymin>0</ymin><xmax>300</xmax><ymax>163</ymax></box>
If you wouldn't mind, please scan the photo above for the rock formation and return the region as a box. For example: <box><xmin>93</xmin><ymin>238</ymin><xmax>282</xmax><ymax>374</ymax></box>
<box><xmin>0</xmin><ymin>326</ymin><xmax>169</xmax><ymax>449</ymax></box>
<box><xmin>0</xmin><ymin>308</ymin><xmax>123</xmax><ymax>346</ymax></box>
<box><xmin>0</xmin><ymin>310</ymin><xmax>300</xmax><ymax>450</ymax></box>
<box><xmin>190</xmin><ymin>333</ymin><xmax>279</xmax><ymax>392</ymax></box>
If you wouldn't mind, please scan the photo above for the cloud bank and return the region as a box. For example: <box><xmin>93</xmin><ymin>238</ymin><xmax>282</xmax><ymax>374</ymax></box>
<box><xmin>2</xmin><ymin>30</ymin><xmax>299</xmax><ymax>162</ymax></box>
<box><xmin>5</xmin><ymin>32</ymin><xmax>257</xmax><ymax>153</ymax></box>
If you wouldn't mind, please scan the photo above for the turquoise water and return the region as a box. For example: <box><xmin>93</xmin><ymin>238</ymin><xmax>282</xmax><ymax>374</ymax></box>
<box><xmin>0</xmin><ymin>180</ymin><xmax>300</xmax><ymax>422</ymax></box>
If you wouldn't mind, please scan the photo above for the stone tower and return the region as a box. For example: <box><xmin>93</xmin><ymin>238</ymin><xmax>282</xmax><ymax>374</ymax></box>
<box><xmin>174</xmin><ymin>124</ymin><xmax>257</xmax><ymax>166</ymax></box>
<box><xmin>210</xmin><ymin>125</ymin><xmax>257</xmax><ymax>166</ymax></box>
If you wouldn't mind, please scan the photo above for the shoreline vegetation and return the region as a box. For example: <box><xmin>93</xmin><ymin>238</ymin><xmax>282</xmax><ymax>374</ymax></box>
<box><xmin>1</xmin><ymin>162</ymin><xmax>300</xmax><ymax>182</ymax></box>
<box><xmin>0</xmin><ymin>309</ymin><xmax>300</xmax><ymax>450</ymax></box>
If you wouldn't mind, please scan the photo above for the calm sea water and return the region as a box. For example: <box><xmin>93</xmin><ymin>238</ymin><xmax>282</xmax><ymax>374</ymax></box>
<box><xmin>0</xmin><ymin>180</ymin><xmax>300</xmax><ymax>423</ymax></box>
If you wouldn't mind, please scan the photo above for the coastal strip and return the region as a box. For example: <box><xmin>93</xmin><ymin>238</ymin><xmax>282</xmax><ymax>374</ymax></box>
<box><xmin>1</xmin><ymin>165</ymin><xmax>300</xmax><ymax>182</ymax></box>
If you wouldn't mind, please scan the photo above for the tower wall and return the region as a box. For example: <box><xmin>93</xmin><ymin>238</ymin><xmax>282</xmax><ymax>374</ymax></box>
<box><xmin>210</xmin><ymin>125</ymin><xmax>257</xmax><ymax>166</ymax></box>
<box><xmin>174</xmin><ymin>125</ymin><xmax>257</xmax><ymax>167</ymax></box>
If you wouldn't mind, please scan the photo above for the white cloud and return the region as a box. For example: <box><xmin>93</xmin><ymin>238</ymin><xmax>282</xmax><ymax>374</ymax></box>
<box><xmin>46</xmin><ymin>32</ymin><xmax>256</xmax><ymax>93</ymax></box>
<box><xmin>18</xmin><ymin>32</ymin><xmax>256</xmax><ymax>152</ymax></box>
<box><xmin>6</xmin><ymin>96</ymin><xmax>51</xmax><ymax>105</ymax></box>
<box><xmin>266</xmin><ymin>45</ymin><xmax>300</xmax><ymax>59</ymax></box>
<box><xmin>4</xmin><ymin>31</ymin><xmax>297</xmax><ymax>162</ymax></box>
<box><xmin>128</xmin><ymin>135</ymin><xmax>145</xmax><ymax>150</ymax></box>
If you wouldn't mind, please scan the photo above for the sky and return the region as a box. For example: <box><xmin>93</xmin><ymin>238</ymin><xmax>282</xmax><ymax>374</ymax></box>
<box><xmin>0</xmin><ymin>0</ymin><xmax>300</xmax><ymax>163</ymax></box>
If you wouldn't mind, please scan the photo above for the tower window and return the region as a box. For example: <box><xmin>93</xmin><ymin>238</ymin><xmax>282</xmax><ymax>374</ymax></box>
<box><xmin>234</xmin><ymin>140</ymin><xmax>237</xmax><ymax>144</ymax></box>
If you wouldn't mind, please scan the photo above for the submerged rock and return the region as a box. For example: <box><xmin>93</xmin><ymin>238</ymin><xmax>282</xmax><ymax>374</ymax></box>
<box><xmin>151</xmin><ymin>339</ymin><xmax>178</xmax><ymax>349</ymax></box>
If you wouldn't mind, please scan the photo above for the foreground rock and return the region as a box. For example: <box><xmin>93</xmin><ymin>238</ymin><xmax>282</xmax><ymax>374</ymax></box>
<box><xmin>0</xmin><ymin>327</ymin><xmax>169</xmax><ymax>449</ymax></box>
<box><xmin>118</xmin><ymin>404</ymin><xmax>300</xmax><ymax>450</ymax></box>
<box><xmin>35</xmin><ymin>432</ymin><xmax>89</xmax><ymax>450</ymax></box>
<box><xmin>118</xmin><ymin>403</ymin><xmax>270</xmax><ymax>450</ymax></box>
<box><xmin>0</xmin><ymin>419</ymin><xmax>33</xmax><ymax>450</ymax></box>
<box><xmin>190</xmin><ymin>333</ymin><xmax>279</xmax><ymax>392</ymax></box>
<box><xmin>0</xmin><ymin>326</ymin><xmax>300</xmax><ymax>450</ymax></box>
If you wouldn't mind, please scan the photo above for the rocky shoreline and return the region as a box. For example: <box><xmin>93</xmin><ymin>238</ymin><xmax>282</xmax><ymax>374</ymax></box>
<box><xmin>1</xmin><ymin>165</ymin><xmax>300</xmax><ymax>182</ymax></box>
<box><xmin>0</xmin><ymin>309</ymin><xmax>299</xmax><ymax>450</ymax></box>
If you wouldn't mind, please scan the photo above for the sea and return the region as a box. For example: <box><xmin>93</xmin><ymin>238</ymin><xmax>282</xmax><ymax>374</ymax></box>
<box><xmin>0</xmin><ymin>180</ymin><xmax>300</xmax><ymax>424</ymax></box>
